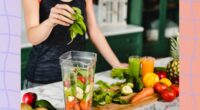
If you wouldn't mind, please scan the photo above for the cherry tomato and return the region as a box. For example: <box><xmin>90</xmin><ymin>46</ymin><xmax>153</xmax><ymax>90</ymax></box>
<box><xmin>78</xmin><ymin>76</ymin><xmax>86</xmax><ymax>84</ymax></box>
<box><xmin>153</xmin><ymin>82</ymin><xmax>168</xmax><ymax>93</ymax></box>
<box><xmin>22</xmin><ymin>92</ymin><xmax>37</xmax><ymax>107</ymax></box>
<box><xmin>161</xmin><ymin>88</ymin><xmax>176</xmax><ymax>102</ymax></box>
<box><xmin>156</xmin><ymin>71</ymin><xmax>167</xmax><ymax>79</ymax></box>
<box><xmin>171</xmin><ymin>84</ymin><xmax>179</xmax><ymax>96</ymax></box>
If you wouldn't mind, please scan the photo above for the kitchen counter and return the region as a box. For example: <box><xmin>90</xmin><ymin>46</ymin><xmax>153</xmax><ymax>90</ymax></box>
<box><xmin>21</xmin><ymin>57</ymin><xmax>179</xmax><ymax>110</ymax></box>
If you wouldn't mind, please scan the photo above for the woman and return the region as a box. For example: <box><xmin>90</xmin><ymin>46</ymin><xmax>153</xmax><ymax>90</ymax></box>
<box><xmin>23</xmin><ymin>0</ymin><xmax>127</xmax><ymax>89</ymax></box>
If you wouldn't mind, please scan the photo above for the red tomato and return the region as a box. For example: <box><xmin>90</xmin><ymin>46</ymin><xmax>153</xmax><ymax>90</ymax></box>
<box><xmin>78</xmin><ymin>76</ymin><xmax>86</xmax><ymax>83</ymax></box>
<box><xmin>156</xmin><ymin>71</ymin><xmax>167</xmax><ymax>79</ymax></box>
<box><xmin>153</xmin><ymin>82</ymin><xmax>168</xmax><ymax>93</ymax></box>
<box><xmin>161</xmin><ymin>88</ymin><xmax>176</xmax><ymax>102</ymax></box>
<box><xmin>22</xmin><ymin>92</ymin><xmax>37</xmax><ymax>107</ymax></box>
<box><xmin>171</xmin><ymin>84</ymin><xmax>179</xmax><ymax>96</ymax></box>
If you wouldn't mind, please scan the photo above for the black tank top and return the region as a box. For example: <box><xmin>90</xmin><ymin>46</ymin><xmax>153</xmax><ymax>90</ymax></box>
<box><xmin>25</xmin><ymin>0</ymin><xmax>86</xmax><ymax>84</ymax></box>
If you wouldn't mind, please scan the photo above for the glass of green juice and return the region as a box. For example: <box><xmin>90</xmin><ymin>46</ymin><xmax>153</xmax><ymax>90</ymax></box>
<box><xmin>129</xmin><ymin>56</ymin><xmax>141</xmax><ymax>79</ymax></box>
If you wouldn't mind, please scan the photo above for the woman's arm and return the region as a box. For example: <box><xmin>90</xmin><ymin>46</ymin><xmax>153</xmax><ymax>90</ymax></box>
<box><xmin>85</xmin><ymin>0</ymin><xmax>128</xmax><ymax>68</ymax></box>
<box><xmin>23</xmin><ymin>0</ymin><xmax>75</xmax><ymax>45</ymax></box>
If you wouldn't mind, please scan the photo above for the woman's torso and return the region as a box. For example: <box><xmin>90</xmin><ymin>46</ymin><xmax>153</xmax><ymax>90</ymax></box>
<box><xmin>25</xmin><ymin>0</ymin><xmax>86</xmax><ymax>84</ymax></box>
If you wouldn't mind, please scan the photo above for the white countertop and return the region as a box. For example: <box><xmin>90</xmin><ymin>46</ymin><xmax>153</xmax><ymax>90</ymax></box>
<box><xmin>21</xmin><ymin>57</ymin><xmax>179</xmax><ymax>110</ymax></box>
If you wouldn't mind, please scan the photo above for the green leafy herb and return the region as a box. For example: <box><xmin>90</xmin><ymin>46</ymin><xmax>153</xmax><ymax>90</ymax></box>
<box><xmin>77</xmin><ymin>80</ymin><xmax>84</xmax><ymax>89</ymax></box>
<box><xmin>111</xmin><ymin>68</ymin><xmax>129</xmax><ymax>80</ymax></box>
<box><xmin>96</xmin><ymin>80</ymin><xmax>111</xmax><ymax>89</ymax></box>
<box><xmin>68</xmin><ymin>7</ymin><xmax>86</xmax><ymax>45</ymax></box>
<box><xmin>93</xmin><ymin>80</ymin><xmax>135</xmax><ymax>106</ymax></box>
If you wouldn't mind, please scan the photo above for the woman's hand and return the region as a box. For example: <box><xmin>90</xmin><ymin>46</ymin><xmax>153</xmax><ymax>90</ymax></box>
<box><xmin>113</xmin><ymin>63</ymin><xmax>128</xmax><ymax>69</ymax></box>
<box><xmin>46</xmin><ymin>4</ymin><xmax>75</xmax><ymax>27</ymax></box>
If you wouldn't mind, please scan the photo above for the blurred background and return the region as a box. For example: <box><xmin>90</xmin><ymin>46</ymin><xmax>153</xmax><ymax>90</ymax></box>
<box><xmin>21</xmin><ymin>0</ymin><xmax>179</xmax><ymax>88</ymax></box>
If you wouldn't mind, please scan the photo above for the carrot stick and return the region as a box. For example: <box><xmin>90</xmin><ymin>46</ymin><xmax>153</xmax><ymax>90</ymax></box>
<box><xmin>80</xmin><ymin>100</ymin><xmax>89</xmax><ymax>110</ymax></box>
<box><xmin>131</xmin><ymin>87</ymin><xmax>154</xmax><ymax>104</ymax></box>
<box><xmin>75</xmin><ymin>103</ymin><xmax>81</xmax><ymax>110</ymax></box>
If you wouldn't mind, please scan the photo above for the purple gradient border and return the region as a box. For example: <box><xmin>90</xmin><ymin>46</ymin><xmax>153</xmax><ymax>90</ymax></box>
<box><xmin>0</xmin><ymin>0</ymin><xmax>21</xmax><ymax>109</ymax></box>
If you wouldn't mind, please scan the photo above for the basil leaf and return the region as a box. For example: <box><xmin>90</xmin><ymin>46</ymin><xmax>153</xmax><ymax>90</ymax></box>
<box><xmin>77</xmin><ymin>19</ymin><xmax>86</xmax><ymax>32</ymax></box>
<box><xmin>72</xmin><ymin>7</ymin><xmax>82</xmax><ymax>14</ymax></box>
<box><xmin>70</xmin><ymin>23</ymin><xmax>83</xmax><ymax>36</ymax></box>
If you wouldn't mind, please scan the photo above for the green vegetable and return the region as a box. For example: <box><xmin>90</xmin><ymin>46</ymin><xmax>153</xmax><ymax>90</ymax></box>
<box><xmin>105</xmin><ymin>95</ymin><xmax>112</xmax><ymax>104</ymax></box>
<box><xmin>70</xmin><ymin>74</ymin><xmax>76</xmax><ymax>96</ymax></box>
<box><xmin>133</xmin><ymin>77</ymin><xmax>143</xmax><ymax>92</ymax></box>
<box><xmin>93</xmin><ymin>80</ymin><xmax>136</xmax><ymax>106</ymax></box>
<box><xmin>113</xmin><ymin>94</ymin><xmax>129</xmax><ymax>104</ymax></box>
<box><xmin>77</xmin><ymin>80</ymin><xmax>84</xmax><ymax>89</ymax></box>
<box><xmin>79</xmin><ymin>69</ymin><xmax>89</xmax><ymax>77</ymax></box>
<box><xmin>111</xmin><ymin>68</ymin><xmax>129</xmax><ymax>80</ymax></box>
<box><xmin>96</xmin><ymin>80</ymin><xmax>111</xmax><ymax>89</ymax></box>
<box><xmin>35</xmin><ymin>100</ymin><xmax>56</xmax><ymax>110</ymax></box>
<box><xmin>126</xmin><ymin>83</ymin><xmax>134</xmax><ymax>88</ymax></box>
<box><xmin>93</xmin><ymin>80</ymin><xmax>118</xmax><ymax>106</ymax></box>
<box><xmin>121</xmin><ymin>85</ymin><xmax>133</xmax><ymax>95</ymax></box>
<box><xmin>68</xmin><ymin>7</ymin><xmax>86</xmax><ymax>45</ymax></box>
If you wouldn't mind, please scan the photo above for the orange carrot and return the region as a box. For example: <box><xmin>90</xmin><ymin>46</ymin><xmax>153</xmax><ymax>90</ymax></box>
<box><xmin>131</xmin><ymin>87</ymin><xmax>154</xmax><ymax>104</ymax></box>
<box><xmin>75</xmin><ymin>103</ymin><xmax>81</xmax><ymax>110</ymax></box>
<box><xmin>88</xmin><ymin>99</ymin><xmax>92</xmax><ymax>106</ymax></box>
<box><xmin>66</xmin><ymin>100</ymin><xmax>76</xmax><ymax>109</ymax></box>
<box><xmin>80</xmin><ymin>100</ymin><xmax>89</xmax><ymax>110</ymax></box>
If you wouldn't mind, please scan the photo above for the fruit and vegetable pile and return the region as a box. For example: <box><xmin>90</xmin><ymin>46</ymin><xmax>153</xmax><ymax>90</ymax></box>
<box><xmin>21</xmin><ymin>37</ymin><xmax>179</xmax><ymax>110</ymax></box>
<box><xmin>93</xmin><ymin>37</ymin><xmax>179</xmax><ymax>106</ymax></box>
<box><xmin>21</xmin><ymin>92</ymin><xmax>56</xmax><ymax>110</ymax></box>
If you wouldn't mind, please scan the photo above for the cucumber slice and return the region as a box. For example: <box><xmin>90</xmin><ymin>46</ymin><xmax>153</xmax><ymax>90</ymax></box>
<box><xmin>85</xmin><ymin>85</ymin><xmax>91</xmax><ymax>93</ymax></box>
<box><xmin>68</xmin><ymin>96</ymin><xmax>75</xmax><ymax>102</ymax></box>
<box><xmin>121</xmin><ymin>85</ymin><xmax>133</xmax><ymax>95</ymax></box>
<box><xmin>126</xmin><ymin>83</ymin><xmax>134</xmax><ymax>88</ymax></box>
<box><xmin>76</xmin><ymin>87</ymin><xmax>84</xmax><ymax>100</ymax></box>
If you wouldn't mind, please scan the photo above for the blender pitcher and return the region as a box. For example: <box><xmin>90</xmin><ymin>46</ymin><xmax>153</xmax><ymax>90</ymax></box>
<box><xmin>59</xmin><ymin>51</ymin><xmax>97</xmax><ymax>110</ymax></box>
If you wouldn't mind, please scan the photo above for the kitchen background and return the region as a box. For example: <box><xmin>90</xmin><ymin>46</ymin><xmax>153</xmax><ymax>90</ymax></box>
<box><xmin>21</xmin><ymin>0</ymin><xmax>179</xmax><ymax>89</ymax></box>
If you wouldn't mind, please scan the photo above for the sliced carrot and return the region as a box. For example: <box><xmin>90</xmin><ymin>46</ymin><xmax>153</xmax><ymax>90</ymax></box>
<box><xmin>75</xmin><ymin>103</ymin><xmax>81</xmax><ymax>110</ymax></box>
<box><xmin>88</xmin><ymin>99</ymin><xmax>92</xmax><ymax>106</ymax></box>
<box><xmin>66</xmin><ymin>100</ymin><xmax>76</xmax><ymax>109</ymax></box>
<box><xmin>80</xmin><ymin>100</ymin><xmax>89</xmax><ymax>110</ymax></box>
<box><xmin>131</xmin><ymin>87</ymin><xmax>154</xmax><ymax>104</ymax></box>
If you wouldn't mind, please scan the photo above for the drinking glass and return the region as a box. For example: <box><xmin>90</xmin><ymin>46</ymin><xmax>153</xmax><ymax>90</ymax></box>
<box><xmin>140</xmin><ymin>57</ymin><xmax>155</xmax><ymax>77</ymax></box>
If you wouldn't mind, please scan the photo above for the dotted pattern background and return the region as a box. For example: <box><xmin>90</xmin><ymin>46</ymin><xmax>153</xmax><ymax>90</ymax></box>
<box><xmin>0</xmin><ymin>0</ymin><xmax>21</xmax><ymax>109</ymax></box>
